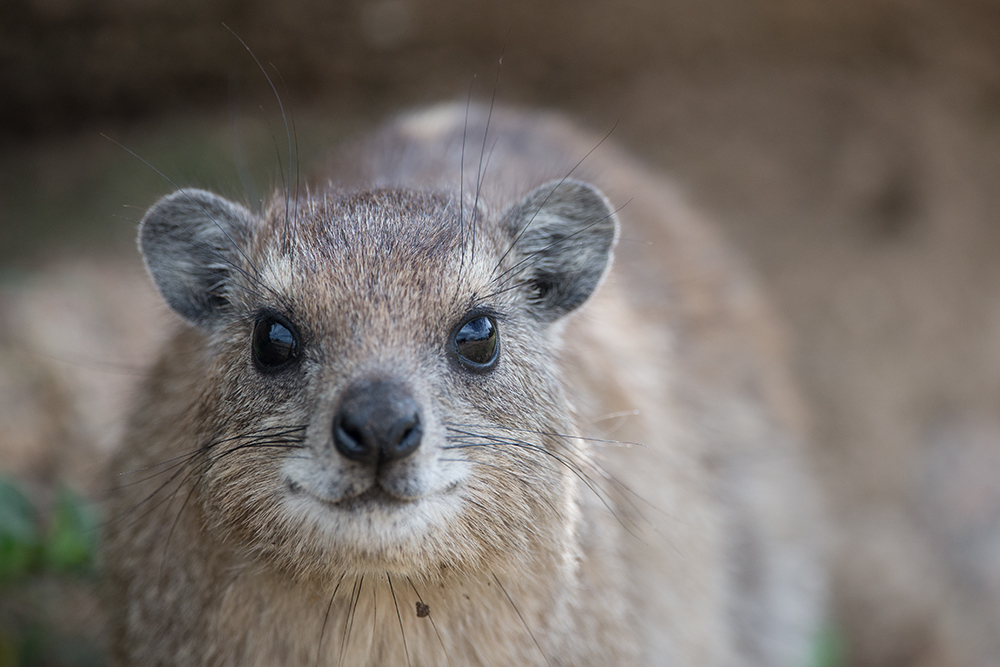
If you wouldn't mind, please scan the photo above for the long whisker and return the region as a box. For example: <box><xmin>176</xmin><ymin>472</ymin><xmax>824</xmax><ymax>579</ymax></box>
<box><xmin>470</xmin><ymin>40</ymin><xmax>507</xmax><ymax>265</ymax></box>
<box><xmin>227</xmin><ymin>74</ymin><xmax>260</xmax><ymax>207</ymax></box>
<box><xmin>491</xmin><ymin>119</ymin><xmax>619</xmax><ymax>276</ymax></box>
<box><xmin>458</xmin><ymin>77</ymin><xmax>474</xmax><ymax>278</ymax></box>
<box><xmin>160</xmin><ymin>443</ymin><xmax>298</xmax><ymax>552</ymax></box>
<box><xmin>106</xmin><ymin>449</ymin><xmax>211</xmax><ymax>530</ymax></box>
<box><xmin>157</xmin><ymin>470</ymin><xmax>203</xmax><ymax>579</ymax></box>
<box><xmin>115</xmin><ymin>425</ymin><xmax>306</xmax><ymax>481</ymax></box>
<box><xmin>386</xmin><ymin>573</ymin><xmax>412</xmax><ymax>667</ymax></box>
<box><xmin>438</xmin><ymin>457</ymin><xmax>561</xmax><ymax>516</ymax></box>
<box><xmin>338</xmin><ymin>574</ymin><xmax>364</xmax><ymax>667</ymax></box>
<box><xmin>316</xmin><ymin>572</ymin><xmax>348</xmax><ymax>667</ymax></box>
<box><xmin>472</xmin><ymin>278</ymin><xmax>535</xmax><ymax>303</ymax></box>
<box><xmin>492</xmin><ymin>572</ymin><xmax>551</xmax><ymax>667</ymax></box>
<box><xmin>445</xmin><ymin>420</ymin><xmax>663</xmax><ymax>519</ymax></box>
<box><xmin>443</xmin><ymin>429</ymin><xmax>648</xmax><ymax>539</ymax></box>
<box><xmin>407</xmin><ymin>576</ymin><xmax>451</xmax><ymax>665</ymax></box>
<box><xmin>448</xmin><ymin>425</ymin><xmax>683</xmax><ymax>552</ymax></box>
<box><xmin>153</xmin><ymin>435</ymin><xmax>308</xmax><ymax>569</ymax></box>
<box><xmin>445</xmin><ymin>421</ymin><xmax>646</xmax><ymax>449</ymax></box>
<box><xmin>445</xmin><ymin>437</ymin><xmax>619</xmax><ymax>525</ymax></box>
<box><xmin>161</xmin><ymin>230</ymin><xmax>285</xmax><ymax>306</ymax></box>
<box><xmin>223</xmin><ymin>23</ymin><xmax>293</xmax><ymax>237</ymax></box>
<box><xmin>369</xmin><ymin>577</ymin><xmax>379</xmax><ymax>657</ymax></box>
<box><xmin>109</xmin><ymin>427</ymin><xmax>307</xmax><ymax>537</ymax></box>
<box><xmin>100</xmin><ymin>134</ymin><xmax>267</xmax><ymax>283</ymax></box>
<box><xmin>267</xmin><ymin>62</ymin><xmax>301</xmax><ymax>241</ymax></box>
<box><xmin>489</xmin><ymin>202</ymin><xmax>629</xmax><ymax>293</ymax></box>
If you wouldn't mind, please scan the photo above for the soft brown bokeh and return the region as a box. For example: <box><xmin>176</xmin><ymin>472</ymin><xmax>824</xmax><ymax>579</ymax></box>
<box><xmin>2</xmin><ymin>1</ymin><xmax>999</xmax><ymax>665</ymax></box>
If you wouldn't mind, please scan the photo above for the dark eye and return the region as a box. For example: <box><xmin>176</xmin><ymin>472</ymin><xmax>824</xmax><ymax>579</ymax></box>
<box><xmin>453</xmin><ymin>315</ymin><xmax>499</xmax><ymax>370</ymax></box>
<box><xmin>253</xmin><ymin>316</ymin><xmax>299</xmax><ymax>369</ymax></box>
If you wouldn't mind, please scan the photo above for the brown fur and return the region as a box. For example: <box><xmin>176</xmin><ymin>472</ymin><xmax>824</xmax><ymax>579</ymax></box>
<box><xmin>105</xmin><ymin>105</ymin><xmax>824</xmax><ymax>666</ymax></box>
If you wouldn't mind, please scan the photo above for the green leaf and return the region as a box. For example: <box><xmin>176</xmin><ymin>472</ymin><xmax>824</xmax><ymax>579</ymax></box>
<box><xmin>44</xmin><ymin>487</ymin><xmax>99</xmax><ymax>575</ymax></box>
<box><xmin>0</xmin><ymin>476</ymin><xmax>36</xmax><ymax>542</ymax></box>
<box><xmin>0</xmin><ymin>476</ymin><xmax>41</xmax><ymax>581</ymax></box>
<box><xmin>810</xmin><ymin>622</ymin><xmax>847</xmax><ymax>667</ymax></box>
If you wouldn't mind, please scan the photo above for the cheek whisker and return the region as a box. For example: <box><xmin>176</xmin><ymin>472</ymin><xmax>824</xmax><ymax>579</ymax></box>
<box><xmin>445</xmin><ymin>421</ymin><xmax>646</xmax><ymax>448</ymax></box>
<box><xmin>448</xmin><ymin>423</ymin><xmax>671</xmax><ymax>527</ymax></box>
<box><xmin>152</xmin><ymin>434</ymin><xmax>305</xmax><ymax>543</ymax></box>
<box><xmin>117</xmin><ymin>423</ymin><xmax>307</xmax><ymax>481</ymax></box>
<box><xmin>439</xmin><ymin>456</ymin><xmax>561</xmax><ymax>517</ymax></box>
<box><xmin>115</xmin><ymin>446</ymin><xmax>210</xmax><ymax>478</ymax></box>
<box><xmin>192</xmin><ymin>439</ymin><xmax>306</xmax><ymax>484</ymax></box>
<box><xmin>111</xmin><ymin>428</ymin><xmax>307</xmax><ymax>533</ymax></box>
<box><xmin>112</xmin><ymin>450</ymin><xmax>205</xmax><ymax>488</ymax></box>
<box><xmin>106</xmin><ymin>447</ymin><xmax>211</xmax><ymax>531</ymax></box>
<box><xmin>158</xmin><ymin>469</ymin><xmax>203</xmax><ymax>581</ymax></box>
<box><xmin>444</xmin><ymin>431</ymin><xmax>649</xmax><ymax>540</ymax></box>
<box><xmin>446</xmin><ymin>424</ymin><xmax>635</xmax><ymax>499</ymax></box>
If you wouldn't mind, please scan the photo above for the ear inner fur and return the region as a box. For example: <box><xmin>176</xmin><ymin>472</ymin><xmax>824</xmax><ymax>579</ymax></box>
<box><xmin>502</xmin><ymin>179</ymin><xmax>619</xmax><ymax>321</ymax></box>
<box><xmin>139</xmin><ymin>188</ymin><xmax>255</xmax><ymax>327</ymax></box>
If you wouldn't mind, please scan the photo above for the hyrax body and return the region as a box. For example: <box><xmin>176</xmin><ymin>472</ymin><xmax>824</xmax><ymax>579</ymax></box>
<box><xmin>105</xmin><ymin>105</ymin><xmax>824</xmax><ymax>666</ymax></box>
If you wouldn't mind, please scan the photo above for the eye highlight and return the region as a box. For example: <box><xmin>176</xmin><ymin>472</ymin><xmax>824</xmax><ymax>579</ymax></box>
<box><xmin>453</xmin><ymin>315</ymin><xmax>499</xmax><ymax>370</ymax></box>
<box><xmin>252</xmin><ymin>315</ymin><xmax>299</xmax><ymax>369</ymax></box>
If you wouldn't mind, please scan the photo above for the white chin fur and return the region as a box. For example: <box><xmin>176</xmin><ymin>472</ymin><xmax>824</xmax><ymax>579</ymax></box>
<box><xmin>278</xmin><ymin>454</ymin><xmax>471</xmax><ymax>558</ymax></box>
<box><xmin>280</xmin><ymin>482</ymin><xmax>466</xmax><ymax>558</ymax></box>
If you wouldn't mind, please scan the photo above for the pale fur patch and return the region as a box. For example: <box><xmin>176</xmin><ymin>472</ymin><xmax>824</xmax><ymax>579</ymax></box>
<box><xmin>397</xmin><ymin>104</ymin><xmax>466</xmax><ymax>141</ymax></box>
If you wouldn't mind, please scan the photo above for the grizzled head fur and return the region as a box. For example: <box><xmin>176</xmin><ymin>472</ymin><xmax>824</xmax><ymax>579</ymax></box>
<box><xmin>137</xmin><ymin>178</ymin><xmax>618</xmax><ymax>581</ymax></box>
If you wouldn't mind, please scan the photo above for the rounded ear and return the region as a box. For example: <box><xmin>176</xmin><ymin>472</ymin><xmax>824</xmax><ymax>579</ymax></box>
<box><xmin>503</xmin><ymin>179</ymin><xmax>619</xmax><ymax>321</ymax></box>
<box><xmin>139</xmin><ymin>189</ymin><xmax>254</xmax><ymax>327</ymax></box>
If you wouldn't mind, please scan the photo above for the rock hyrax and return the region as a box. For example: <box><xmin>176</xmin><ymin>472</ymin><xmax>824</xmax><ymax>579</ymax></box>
<box><xmin>105</xmin><ymin>104</ymin><xmax>825</xmax><ymax>666</ymax></box>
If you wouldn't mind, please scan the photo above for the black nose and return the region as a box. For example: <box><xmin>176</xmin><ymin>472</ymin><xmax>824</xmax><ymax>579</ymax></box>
<box><xmin>332</xmin><ymin>379</ymin><xmax>423</xmax><ymax>465</ymax></box>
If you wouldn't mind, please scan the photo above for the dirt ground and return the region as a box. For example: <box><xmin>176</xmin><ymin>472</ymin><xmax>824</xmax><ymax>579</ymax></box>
<box><xmin>2</xmin><ymin>1</ymin><xmax>1000</xmax><ymax>665</ymax></box>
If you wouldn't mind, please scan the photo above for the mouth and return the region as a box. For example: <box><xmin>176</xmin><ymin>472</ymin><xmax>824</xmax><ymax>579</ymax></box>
<box><xmin>327</xmin><ymin>485</ymin><xmax>415</xmax><ymax>510</ymax></box>
<box><xmin>286</xmin><ymin>477</ymin><xmax>457</xmax><ymax>511</ymax></box>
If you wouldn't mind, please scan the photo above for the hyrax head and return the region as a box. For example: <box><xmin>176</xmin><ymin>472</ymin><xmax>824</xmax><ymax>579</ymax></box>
<box><xmin>139</xmin><ymin>179</ymin><xmax>618</xmax><ymax>579</ymax></box>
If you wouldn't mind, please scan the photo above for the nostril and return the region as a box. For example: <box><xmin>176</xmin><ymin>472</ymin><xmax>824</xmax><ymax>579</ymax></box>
<box><xmin>333</xmin><ymin>414</ymin><xmax>377</xmax><ymax>463</ymax></box>
<box><xmin>384</xmin><ymin>413</ymin><xmax>422</xmax><ymax>461</ymax></box>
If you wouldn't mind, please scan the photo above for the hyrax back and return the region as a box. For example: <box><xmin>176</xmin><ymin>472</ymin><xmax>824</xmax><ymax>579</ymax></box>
<box><xmin>105</xmin><ymin>105</ymin><xmax>824</xmax><ymax>666</ymax></box>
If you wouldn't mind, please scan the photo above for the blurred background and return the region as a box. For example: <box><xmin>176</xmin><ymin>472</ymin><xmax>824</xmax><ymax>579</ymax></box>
<box><xmin>1</xmin><ymin>1</ymin><xmax>999</xmax><ymax>665</ymax></box>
